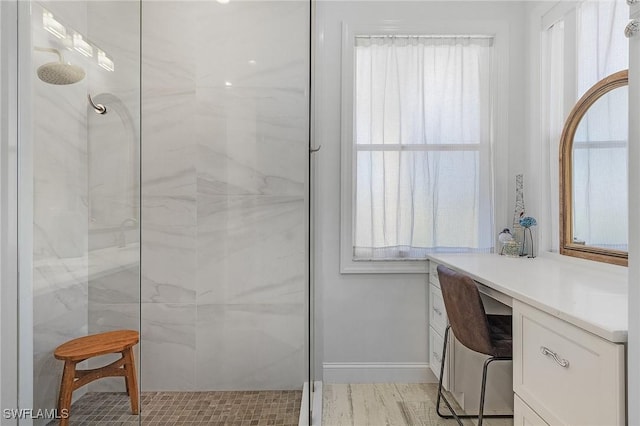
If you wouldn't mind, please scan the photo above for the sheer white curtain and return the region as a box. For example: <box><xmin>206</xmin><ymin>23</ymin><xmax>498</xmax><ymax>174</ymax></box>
<box><xmin>577</xmin><ymin>0</ymin><xmax>628</xmax><ymax>96</ymax></box>
<box><xmin>573</xmin><ymin>0</ymin><xmax>628</xmax><ymax>249</ymax></box>
<box><xmin>544</xmin><ymin>22</ymin><xmax>564</xmax><ymax>252</ymax></box>
<box><xmin>353</xmin><ymin>36</ymin><xmax>494</xmax><ymax>260</ymax></box>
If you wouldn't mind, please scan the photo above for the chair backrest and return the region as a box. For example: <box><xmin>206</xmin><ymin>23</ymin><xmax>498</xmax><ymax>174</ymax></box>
<box><xmin>436</xmin><ymin>264</ymin><xmax>493</xmax><ymax>355</ymax></box>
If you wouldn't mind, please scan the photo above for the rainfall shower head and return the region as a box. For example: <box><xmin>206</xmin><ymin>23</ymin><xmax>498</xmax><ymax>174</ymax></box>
<box><xmin>34</xmin><ymin>47</ymin><xmax>85</xmax><ymax>85</ymax></box>
<box><xmin>37</xmin><ymin>62</ymin><xmax>85</xmax><ymax>85</ymax></box>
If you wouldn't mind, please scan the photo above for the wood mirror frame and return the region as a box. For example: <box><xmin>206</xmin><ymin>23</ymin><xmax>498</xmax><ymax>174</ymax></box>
<box><xmin>559</xmin><ymin>69</ymin><xmax>628</xmax><ymax>266</ymax></box>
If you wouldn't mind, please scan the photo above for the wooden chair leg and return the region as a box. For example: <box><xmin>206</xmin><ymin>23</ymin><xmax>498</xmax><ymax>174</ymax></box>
<box><xmin>58</xmin><ymin>360</ymin><xmax>76</xmax><ymax>426</ymax></box>
<box><xmin>122</xmin><ymin>353</ymin><xmax>131</xmax><ymax>397</ymax></box>
<box><xmin>123</xmin><ymin>347</ymin><xmax>139</xmax><ymax>415</ymax></box>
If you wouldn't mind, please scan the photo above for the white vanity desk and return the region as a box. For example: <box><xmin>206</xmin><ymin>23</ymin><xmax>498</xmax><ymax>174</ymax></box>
<box><xmin>426</xmin><ymin>252</ymin><xmax>627</xmax><ymax>426</ymax></box>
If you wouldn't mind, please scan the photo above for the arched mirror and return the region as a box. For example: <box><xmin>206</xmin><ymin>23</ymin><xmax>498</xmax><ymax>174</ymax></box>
<box><xmin>560</xmin><ymin>69</ymin><xmax>628</xmax><ymax>266</ymax></box>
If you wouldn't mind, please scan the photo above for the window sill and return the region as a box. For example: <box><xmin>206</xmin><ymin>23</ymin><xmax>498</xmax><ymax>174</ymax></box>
<box><xmin>340</xmin><ymin>258</ymin><xmax>428</xmax><ymax>274</ymax></box>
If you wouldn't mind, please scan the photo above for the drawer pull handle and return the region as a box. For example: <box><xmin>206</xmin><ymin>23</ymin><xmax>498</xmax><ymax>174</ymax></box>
<box><xmin>433</xmin><ymin>352</ymin><xmax>441</xmax><ymax>363</ymax></box>
<box><xmin>540</xmin><ymin>346</ymin><xmax>570</xmax><ymax>368</ymax></box>
<box><xmin>433</xmin><ymin>307</ymin><xmax>443</xmax><ymax>316</ymax></box>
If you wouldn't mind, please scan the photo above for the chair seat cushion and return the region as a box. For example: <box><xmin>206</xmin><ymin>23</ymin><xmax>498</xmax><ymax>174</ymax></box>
<box><xmin>487</xmin><ymin>314</ymin><xmax>513</xmax><ymax>358</ymax></box>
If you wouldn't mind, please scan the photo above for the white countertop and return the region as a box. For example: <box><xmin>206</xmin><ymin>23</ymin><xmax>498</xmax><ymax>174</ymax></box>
<box><xmin>427</xmin><ymin>252</ymin><xmax>628</xmax><ymax>343</ymax></box>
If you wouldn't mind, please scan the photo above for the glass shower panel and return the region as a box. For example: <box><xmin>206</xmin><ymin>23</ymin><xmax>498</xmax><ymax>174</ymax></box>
<box><xmin>26</xmin><ymin>1</ymin><xmax>140</xmax><ymax>424</ymax></box>
<box><xmin>140</xmin><ymin>1</ymin><xmax>310</xmax><ymax>423</ymax></box>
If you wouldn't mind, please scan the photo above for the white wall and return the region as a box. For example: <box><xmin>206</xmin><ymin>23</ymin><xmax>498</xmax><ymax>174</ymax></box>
<box><xmin>627</xmin><ymin>3</ymin><xmax>640</xmax><ymax>425</ymax></box>
<box><xmin>314</xmin><ymin>1</ymin><xmax>530</xmax><ymax>382</ymax></box>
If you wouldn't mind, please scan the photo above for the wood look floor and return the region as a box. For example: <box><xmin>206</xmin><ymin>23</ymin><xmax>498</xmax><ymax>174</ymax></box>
<box><xmin>322</xmin><ymin>384</ymin><xmax>513</xmax><ymax>426</ymax></box>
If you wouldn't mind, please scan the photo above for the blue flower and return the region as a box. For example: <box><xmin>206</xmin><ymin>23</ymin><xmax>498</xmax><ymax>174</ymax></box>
<box><xmin>519</xmin><ymin>216</ymin><xmax>537</xmax><ymax>228</ymax></box>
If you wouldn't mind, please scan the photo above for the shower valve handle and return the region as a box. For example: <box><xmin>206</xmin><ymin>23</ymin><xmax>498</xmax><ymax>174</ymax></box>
<box><xmin>88</xmin><ymin>94</ymin><xmax>107</xmax><ymax>115</ymax></box>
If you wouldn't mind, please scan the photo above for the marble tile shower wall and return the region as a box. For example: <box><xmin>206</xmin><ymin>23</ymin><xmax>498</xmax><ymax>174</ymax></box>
<box><xmin>88</xmin><ymin>1</ymin><xmax>309</xmax><ymax>391</ymax></box>
<box><xmin>192</xmin><ymin>1</ymin><xmax>308</xmax><ymax>391</ymax></box>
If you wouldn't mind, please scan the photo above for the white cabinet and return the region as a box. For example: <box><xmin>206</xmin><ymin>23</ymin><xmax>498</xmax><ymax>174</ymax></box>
<box><xmin>514</xmin><ymin>395</ymin><xmax>548</xmax><ymax>426</ymax></box>
<box><xmin>428</xmin><ymin>262</ymin><xmax>512</xmax><ymax>415</ymax></box>
<box><xmin>427</xmin><ymin>268</ymin><xmax>452</xmax><ymax>389</ymax></box>
<box><xmin>428</xmin><ymin>253</ymin><xmax>628</xmax><ymax>426</ymax></box>
<box><xmin>513</xmin><ymin>300</ymin><xmax>625</xmax><ymax>425</ymax></box>
<box><xmin>428</xmin><ymin>325</ymin><xmax>451</xmax><ymax>388</ymax></box>
<box><xmin>429</xmin><ymin>283</ymin><xmax>447</xmax><ymax>336</ymax></box>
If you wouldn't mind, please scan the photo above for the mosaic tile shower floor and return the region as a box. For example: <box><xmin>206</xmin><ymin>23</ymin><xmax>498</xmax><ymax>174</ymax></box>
<box><xmin>48</xmin><ymin>390</ymin><xmax>302</xmax><ymax>426</ymax></box>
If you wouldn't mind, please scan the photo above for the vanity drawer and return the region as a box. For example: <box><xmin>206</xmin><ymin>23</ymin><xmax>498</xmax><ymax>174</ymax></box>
<box><xmin>429</xmin><ymin>284</ymin><xmax>448</xmax><ymax>336</ymax></box>
<box><xmin>429</xmin><ymin>261</ymin><xmax>440</xmax><ymax>288</ymax></box>
<box><xmin>429</xmin><ymin>326</ymin><xmax>450</xmax><ymax>389</ymax></box>
<box><xmin>513</xmin><ymin>300</ymin><xmax>625</xmax><ymax>426</ymax></box>
<box><xmin>514</xmin><ymin>394</ymin><xmax>548</xmax><ymax>426</ymax></box>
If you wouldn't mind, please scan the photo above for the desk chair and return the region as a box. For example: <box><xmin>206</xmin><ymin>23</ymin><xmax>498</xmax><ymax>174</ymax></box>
<box><xmin>435</xmin><ymin>265</ymin><xmax>513</xmax><ymax>426</ymax></box>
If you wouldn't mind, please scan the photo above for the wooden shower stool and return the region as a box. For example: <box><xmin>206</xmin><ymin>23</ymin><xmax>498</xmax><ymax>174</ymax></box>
<box><xmin>54</xmin><ymin>330</ymin><xmax>139</xmax><ymax>426</ymax></box>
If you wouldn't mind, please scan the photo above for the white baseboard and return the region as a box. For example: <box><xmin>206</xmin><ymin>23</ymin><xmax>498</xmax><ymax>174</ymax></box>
<box><xmin>322</xmin><ymin>362</ymin><xmax>437</xmax><ymax>384</ymax></box>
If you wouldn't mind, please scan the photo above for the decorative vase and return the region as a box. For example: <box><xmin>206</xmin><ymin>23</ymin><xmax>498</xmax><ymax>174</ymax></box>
<box><xmin>502</xmin><ymin>241</ymin><xmax>522</xmax><ymax>258</ymax></box>
<box><xmin>512</xmin><ymin>174</ymin><xmax>525</xmax><ymax>245</ymax></box>
<box><xmin>519</xmin><ymin>216</ymin><xmax>537</xmax><ymax>258</ymax></box>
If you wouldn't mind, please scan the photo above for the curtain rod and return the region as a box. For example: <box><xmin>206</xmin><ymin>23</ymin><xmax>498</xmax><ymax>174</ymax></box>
<box><xmin>355</xmin><ymin>35</ymin><xmax>494</xmax><ymax>39</ymax></box>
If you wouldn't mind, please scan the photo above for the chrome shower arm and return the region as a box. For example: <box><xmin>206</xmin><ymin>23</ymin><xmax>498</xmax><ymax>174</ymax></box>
<box><xmin>33</xmin><ymin>46</ymin><xmax>64</xmax><ymax>63</ymax></box>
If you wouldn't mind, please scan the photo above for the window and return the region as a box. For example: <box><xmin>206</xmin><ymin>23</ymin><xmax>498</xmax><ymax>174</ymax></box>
<box><xmin>542</xmin><ymin>0</ymin><xmax>628</xmax><ymax>255</ymax></box>
<box><xmin>573</xmin><ymin>0</ymin><xmax>628</xmax><ymax>252</ymax></box>
<box><xmin>350</xmin><ymin>35</ymin><xmax>495</xmax><ymax>264</ymax></box>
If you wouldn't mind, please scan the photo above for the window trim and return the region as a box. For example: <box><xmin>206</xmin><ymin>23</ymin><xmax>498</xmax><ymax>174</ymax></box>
<box><xmin>340</xmin><ymin>20</ymin><xmax>510</xmax><ymax>274</ymax></box>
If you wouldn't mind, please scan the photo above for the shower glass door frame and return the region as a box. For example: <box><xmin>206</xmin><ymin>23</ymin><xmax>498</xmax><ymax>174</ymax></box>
<box><xmin>1</xmin><ymin>0</ymin><xmax>19</xmax><ymax>423</ymax></box>
<box><xmin>17</xmin><ymin>0</ymin><xmax>38</xmax><ymax>422</ymax></box>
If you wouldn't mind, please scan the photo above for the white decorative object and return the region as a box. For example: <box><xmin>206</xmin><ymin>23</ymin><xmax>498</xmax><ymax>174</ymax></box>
<box><xmin>512</xmin><ymin>174</ymin><xmax>525</xmax><ymax>244</ymax></box>
<box><xmin>625</xmin><ymin>19</ymin><xmax>640</xmax><ymax>38</ymax></box>
<box><xmin>498</xmin><ymin>228</ymin><xmax>514</xmax><ymax>255</ymax></box>
<box><xmin>502</xmin><ymin>241</ymin><xmax>522</xmax><ymax>258</ymax></box>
